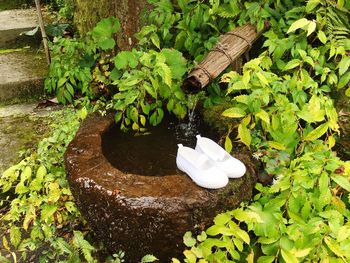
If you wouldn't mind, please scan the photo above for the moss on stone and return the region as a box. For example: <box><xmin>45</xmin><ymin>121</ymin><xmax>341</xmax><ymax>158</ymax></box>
<box><xmin>202</xmin><ymin>102</ymin><xmax>240</xmax><ymax>135</ymax></box>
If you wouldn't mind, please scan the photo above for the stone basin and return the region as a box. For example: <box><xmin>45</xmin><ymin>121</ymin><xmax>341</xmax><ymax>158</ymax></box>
<box><xmin>64</xmin><ymin>113</ymin><xmax>258</xmax><ymax>261</ymax></box>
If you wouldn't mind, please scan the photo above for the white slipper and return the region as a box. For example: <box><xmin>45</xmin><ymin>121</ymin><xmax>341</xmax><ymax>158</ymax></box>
<box><xmin>195</xmin><ymin>135</ymin><xmax>246</xmax><ymax>178</ymax></box>
<box><xmin>176</xmin><ymin>144</ymin><xmax>229</xmax><ymax>189</ymax></box>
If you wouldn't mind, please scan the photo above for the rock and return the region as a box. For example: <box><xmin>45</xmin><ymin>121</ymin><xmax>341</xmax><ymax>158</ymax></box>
<box><xmin>65</xmin><ymin>113</ymin><xmax>258</xmax><ymax>261</ymax></box>
<box><xmin>0</xmin><ymin>9</ymin><xmax>38</xmax><ymax>48</ymax></box>
<box><xmin>0</xmin><ymin>50</ymin><xmax>47</xmax><ymax>103</ymax></box>
<box><xmin>0</xmin><ymin>103</ymin><xmax>57</xmax><ymax>174</ymax></box>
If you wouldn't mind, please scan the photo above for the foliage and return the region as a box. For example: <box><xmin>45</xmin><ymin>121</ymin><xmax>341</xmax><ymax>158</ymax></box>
<box><xmin>179</xmin><ymin>143</ymin><xmax>350</xmax><ymax>262</ymax></box>
<box><xmin>27</xmin><ymin>0</ymin><xmax>350</xmax><ymax>262</ymax></box>
<box><xmin>0</xmin><ymin>108</ymin><xmax>90</xmax><ymax>262</ymax></box>
<box><xmin>111</xmin><ymin>48</ymin><xmax>188</xmax><ymax>131</ymax></box>
<box><xmin>45</xmin><ymin>17</ymin><xmax>121</xmax><ymax>104</ymax></box>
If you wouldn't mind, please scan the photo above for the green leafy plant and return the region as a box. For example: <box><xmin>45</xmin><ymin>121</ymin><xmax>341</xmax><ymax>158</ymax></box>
<box><xmin>45</xmin><ymin>17</ymin><xmax>121</xmax><ymax>104</ymax></box>
<box><xmin>111</xmin><ymin>48</ymin><xmax>188</xmax><ymax>131</ymax></box>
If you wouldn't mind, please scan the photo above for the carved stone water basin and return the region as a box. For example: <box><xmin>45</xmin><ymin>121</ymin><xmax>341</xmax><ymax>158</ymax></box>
<box><xmin>64</xmin><ymin>113</ymin><xmax>258</xmax><ymax>261</ymax></box>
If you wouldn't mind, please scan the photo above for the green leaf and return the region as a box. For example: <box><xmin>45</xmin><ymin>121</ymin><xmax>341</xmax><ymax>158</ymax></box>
<box><xmin>99</xmin><ymin>38</ymin><xmax>116</xmax><ymax>50</ymax></box>
<box><xmin>304</xmin><ymin>122</ymin><xmax>329</xmax><ymax>141</ymax></box>
<box><xmin>10</xmin><ymin>226</ymin><xmax>21</xmax><ymax>248</ymax></box>
<box><xmin>238</xmin><ymin>123</ymin><xmax>251</xmax><ymax>148</ymax></box>
<box><xmin>92</xmin><ymin>17</ymin><xmax>120</xmax><ymax>38</ymax></box>
<box><xmin>338</xmin><ymin>72</ymin><xmax>350</xmax><ymax>89</ymax></box>
<box><xmin>287</xmin><ymin>18</ymin><xmax>310</xmax><ymax>34</ymax></box>
<box><xmin>150</xmin><ymin>33</ymin><xmax>160</xmax><ymax>49</ymax></box>
<box><xmin>306</xmin><ymin>0</ymin><xmax>320</xmax><ymax>12</ymax></box>
<box><xmin>256</xmin><ymin>110</ymin><xmax>270</xmax><ymax>124</ymax></box>
<box><xmin>225</xmin><ymin>136</ymin><xmax>233</xmax><ymax>153</ymax></box>
<box><xmin>338</xmin><ymin>56</ymin><xmax>350</xmax><ymax>76</ymax></box>
<box><xmin>183</xmin><ymin>250</ymin><xmax>197</xmax><ymax>263</ymax></box>
<box><xmin>346</xmin><ymin>87</ymin><xmax>350</xmax><ymax>97</ymax></box>
<box><xmin>197</xmin><ymin>231</ymin><xmax>207</xmax><ymax>242</ymax></box>
<box><xmin>141</xmin><ymin>254</ymin><xmax>158</xmax><ymax>263</ymax></box>
<box><xmin>283</xmin><ymin>59</ymin><xmax>301</xmax><ymax>71</ymax></box>
<box><xmin>317</xmin><ymin>30</ymin><xmax>327</xmax><ymax>44</ymax></box>
<box><xmin>41</xmin><ymin>204</ymin><xmax>58</xmax><ymax>221</ymax></box>
<box><xmin>222</xmin><ymin>107</ymin><xmax>246</xmax><ymax>118</ymax></box>
<box><xmin>160</xmin><ymin>49</ymin><xmax>187</xmax><ymax>80</ymax></box>
<box><xmin>331</xmin><ymin>175</ymin><xmax>350</xmax><ymax>192</ymax></box>
<box><xmin>214</xmin><ymin>213</ymin><xmax>231</xmax><ymax>225</ymax></box>
<box><xmin>183</xmin><ymin>232</ymin><xmax>196</xmax><ymax>247</ymax></box>
<box><xmin>324</xmin><ymin>236</ymin><xmax>345</xmax><ymax>258</ymax></box>
<box><xmin>281</xmin><ymin>248</ymin><xmax>298</xmax><ymax>263</ymax></box>
<box><xmin>307</xmin><ymin>21</ymin><xmax>316</xmax><ymax>36</ymax></box>
<box><xmin>257</xmin><ymin>256</ymin><xmax>275</xmax><ymax>263</ymax></box>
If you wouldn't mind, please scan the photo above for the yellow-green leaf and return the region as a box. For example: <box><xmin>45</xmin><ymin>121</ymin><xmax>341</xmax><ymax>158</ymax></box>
<box><xmin>287</xmin><ymin>18</ymin><xmax>310</xmax><ymax>34</ymax></box>
<box><xmin>324</xmin><ymin>236</ymin><xmax>345</xmax><ymax>258</ymax></box>
<box><xmin>304</xmin><ymin>122</ymin><xmax>329</xmax><ymax>141</ymax></box>
<box><xmin>331</xmin><ymin>175</ymin><xmax>350</xmax><ymax>192</ymax></box>
<box><xmin>256</xmin><ymin>110</ymin><xmax>270</xmax><ymax>124</ymax></box>
<box><xmin>307</xmin><ymin>21</ymin><xmax>316</xmax><ymax>36</ymax></box>
<box><xmin>238</xmin><ymin>123</ymin><xmax>251</xmax><ymax>148</ymax></box>
<box><xmin>318</xmin><ymin>30</ymin><xmax>327</xmax><ymax>44</ymax></box>
<box><xmin>281</xmin><ymin>248</ymin><xmax>298</xmax><ymax>263</ymax></box>
<box><xmin>225</xmin><ymin>136</ymin><xmax>233</xmax><ymax>153</ymax></box>
<box><xmin>222</xmin><ymin>107</ymin><xmax>246</xmax><ymax>118</ymax></box>
<box><xmin>268</xmin><ymin>141</ymin><xmax>286</xmax><ymax>150</ymax></box>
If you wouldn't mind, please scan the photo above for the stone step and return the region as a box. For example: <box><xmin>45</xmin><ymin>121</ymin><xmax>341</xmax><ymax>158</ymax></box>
<box><xmin>0</xmin><ymin>50</ymin><xmax>48</xmax><ymax>103</ymax></box>
<box><xmin>0</xmin><ymin>8</ymin><xmax>39</xmax><ymax>48</ymax></box>
<box><xmin>0</xmin><ymin>103</ymin><xmax>60</xmax><ymax>174</ymax></box>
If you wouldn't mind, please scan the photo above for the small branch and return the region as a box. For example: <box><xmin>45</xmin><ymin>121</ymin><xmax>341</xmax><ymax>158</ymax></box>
<box><xmin>34</xmin><ymin>0</ymin><xmax>51</xmax><ymax>65</ymax></box>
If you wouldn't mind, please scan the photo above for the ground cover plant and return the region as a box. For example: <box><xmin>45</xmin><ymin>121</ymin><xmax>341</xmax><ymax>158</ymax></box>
<box><xmin>1</xmin><ymin>0</ymin><xmax>350</xmax><ymax>262</ymax></box>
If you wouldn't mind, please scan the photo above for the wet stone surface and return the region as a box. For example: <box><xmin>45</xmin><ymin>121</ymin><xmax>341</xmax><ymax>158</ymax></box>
<box><xmin>0</xmin><ymin>103</ymin><xmax>58</xmax><ymax>174</ymax></box>
<box><xmin>65</xmin><ymin>113</ymin><xmax>259</xmax><ymax>261</ymax></box>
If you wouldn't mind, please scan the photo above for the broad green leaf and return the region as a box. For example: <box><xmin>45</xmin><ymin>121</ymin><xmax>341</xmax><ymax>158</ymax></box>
<box><xmin>197</xmin><ymin>231</ymin><xmax>207</xmax><ymax>242</ymax></box>
<box><xmin>304</xmin><ymin>122</ymin><xmax>329</xmax><ymax>141</ymax></box>
<box><xmin>281</xmin><ymin>248</ymin><xmax>298</xmax><ymax>263</ymax></box>
<box><xmin>339</xmin><ymin>56</ymin><xmax>350</xmax><ymax>76</ymax></box>
<box><xmin>307</xmin><ymin>21</ymin><xmax>316</xmax><ymax>36</ymax></box>
<box><xmin>337</xmin><ymin>226</ymin><xmax>350</xmax><ymax>242</ymax></box>
<box><xmin>183</xmin><ymin>232</ymin><xmax>196</xmax><ymax>247</ymax></box>
<box><xmin>206</xmin><ymin>225</ymin><xmax>235</xmax><ymax>236</ymax></box>
<box><xmin>160</xmin><ymin>49</ymin><xmax>187</xmax><ymax>80</ymax></box>
<box><xmin>238</xmin><ymin>123</ymin><xmax>251</xmax><ymax>148</ymax></box>
<box><xmin>222</xmin><ymin>107</ymin><xmax>246</xmax><ymax>118</ymax></box>
<box><xmin>183</xmin><ymin>250</ymin><xmax>197</xmax><ymax>263</ymax></box>
<box><xmin>306</xmin><ymin>0</ymin><xmax>320</xmax><ymax>12</ymax></box>
<box><xmin>287</xmin><ymin>18</ymin><xmax>310</xmax><ymax>34</ymax></box>
<box><xmin>99</xmin><ymin>38</ymin><xmax>116</xmax><ymax>50</ymax></box>
<box><xmin>284</xmin><ymin>59</ymin><xmax>301</xmax><ymax>71</ymax></box>
<box><xmin>214</xmin><ymin>213</ymin><xmax>231</xmax><ymax>225</ymax></box>
<box><xmin>150</xmin><ymin>33</ymin><xmax>160</xmax><ymax>49</ymax></box>
<box><xmin>141</xmin><ymin>254</ymin><xmax>158</xmax><ymax>263</ymax></box>
<box><xmin>331</xmin><ymin>175</ymin><xmax>350</xmax><ymax>192</ymax></box>
<box><xmin>256</xmin><ymin>110</ymin><xmax>270</xmax><ymax>124</ymax></box>
<box><xmin>318</xmin><ymin>31</ymin><xmax>327</xmax><ymax>44</ymax></box>
<box><xmin>324</xmin><ymin>236</ymin><xmax>345</xmax><ymax>258</ymax></box>
<box><xmin>338</xmin><ymin>72</ymin><xmax>350</xmax><ymax>89</ymax></box>
<box><xmin>294</xmin><ymin>248</ymin><xmax>311</xmax><ymax>258</ymax></box>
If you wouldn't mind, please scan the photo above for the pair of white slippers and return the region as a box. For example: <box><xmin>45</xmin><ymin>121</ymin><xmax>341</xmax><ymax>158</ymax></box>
<box><xmin>176</xmin><ymin>135</ymin><xmax>246</xmax><ymax>189</ymax></box>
